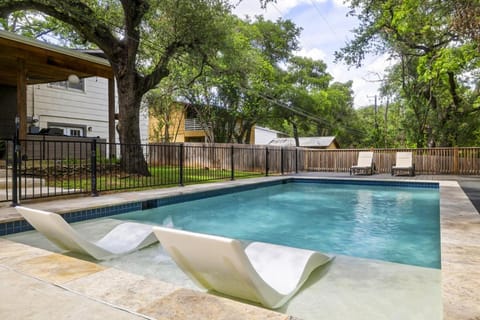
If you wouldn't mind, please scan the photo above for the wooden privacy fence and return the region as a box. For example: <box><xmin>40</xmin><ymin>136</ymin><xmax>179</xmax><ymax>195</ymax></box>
<box><xmin>302</xmin><ymin>148</ymin><xmax>480</xmax><ymax>175</ymax></box>
<box><xmin>20</xmin><ymin>135</ymin><xmax>107</xmax><ymax>160</ymax></box>
<box><xmin>147</xmin><ymin>143</ymin><xmax>300</xmax><ymax>174</ymax></box>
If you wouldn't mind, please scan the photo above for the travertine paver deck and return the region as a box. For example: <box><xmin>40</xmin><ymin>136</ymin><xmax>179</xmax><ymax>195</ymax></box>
<box><xmin>438</xmin><ymin>181</ymin><xmax>480</xmax><ymax>319</ymax></box>
<box><xmin>0</xmin><ymin>266</ymin><xmax>146</xmax><ymax>320</ymax></box>
<box><xmin>1</xmin><ymin>174</ymin><xmax>480</xmax><ymax>319</ymax></box>
<box><xmin>0</xmin><ymin>238</ymin><xmax>289</xmax><ymax>320</ymax></box>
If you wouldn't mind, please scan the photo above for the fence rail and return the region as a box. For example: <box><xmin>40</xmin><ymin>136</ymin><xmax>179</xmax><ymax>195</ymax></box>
<box><xmin>1</xmin><ymin>137</ymin><xmax>480</xmax><ymax>204</ymax></box>
<box><xmin>0</xmin><ymin>139</ymin><xmax>299</xmax><ymax>203</ymax></box>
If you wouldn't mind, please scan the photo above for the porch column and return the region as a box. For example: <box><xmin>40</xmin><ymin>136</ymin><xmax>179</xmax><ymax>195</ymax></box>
<box><xmin>16</xmin><ymin>58</ymin><xmax>27</xmax><ymax>140</ymax></box>
<box><xmin>108</xmin><ymin>77</ymin><xmax>116</xmax><ymax>157</ymax></box>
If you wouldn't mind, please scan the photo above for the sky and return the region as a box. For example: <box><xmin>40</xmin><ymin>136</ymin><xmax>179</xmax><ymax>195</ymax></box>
<box><xmin>232</xmin><ymin>0</ymin><xmax>391</xmax><ymax>108</ymax></box>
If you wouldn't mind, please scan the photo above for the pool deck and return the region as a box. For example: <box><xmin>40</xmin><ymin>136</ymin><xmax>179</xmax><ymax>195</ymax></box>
<box><xmin>1</xmin><ymin>173</ymin><xmax>479</xmax><ymax>319</ymax></box>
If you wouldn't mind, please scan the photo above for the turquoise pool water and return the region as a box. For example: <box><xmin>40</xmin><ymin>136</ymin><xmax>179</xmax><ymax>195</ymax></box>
<box><xmin>115</xmin><ymin>181</ymin><xmax>440</xmax><ymax>268</ymax></box>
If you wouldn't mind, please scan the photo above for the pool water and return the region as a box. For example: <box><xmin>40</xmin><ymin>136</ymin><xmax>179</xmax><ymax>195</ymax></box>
<box><xmin>115</xmin><ymin>182</ymin><xmax>440</xmax><ymax>268</ymax></box>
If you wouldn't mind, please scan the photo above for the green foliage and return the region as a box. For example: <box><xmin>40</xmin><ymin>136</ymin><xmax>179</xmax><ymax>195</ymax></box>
<box><xmin>159</xmin><ymin>15</ymin><xmax>303</xmax><ymax>143</ymax></box>
<box><xmin>0</xmin><ymin>0</ymin><xmax>233</xmax><ymax>175</ymax></box>
<box><xmin>338</xmin><ymin>0</ymin><xmax>480</xmax><ymax>147</ymax></box>
<box><xmin>265</xmin><ymin>56</ymin><xmax>357</xmax><ymax>147</ymax></box>
<box><xmin>145</xmin><ymin>81</ymin><xmax>185</xmax><ymax>143</ymax></box>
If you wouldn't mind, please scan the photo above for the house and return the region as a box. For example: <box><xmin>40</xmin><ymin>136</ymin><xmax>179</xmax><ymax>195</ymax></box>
<box><xmin>149</xmin><ymin>103</ymin><xmax>267</xmax><ymax>144</ymax></box>
<box><xmin>254</xmin><ymin>126</ymin><xmax>287</xmax><ymax>145</ymax></box>
<box><xmin>268</xmin><ymin>136</ymin><xmax>340</xmax><ymax>149</ymax></box>
<box><xmin>25</xmin><ymin>77</ymin><xmax>149</xmax><ymax>144</ymax></box>
<box><xmin>0</xmin><ymin>30</ymin><xmax>148</xmax><ymax>145</ymax></box>
<box><xmin>149</xmin><ymin>103</ymin><xmax>207</xmax><ymax>143</ymax></box>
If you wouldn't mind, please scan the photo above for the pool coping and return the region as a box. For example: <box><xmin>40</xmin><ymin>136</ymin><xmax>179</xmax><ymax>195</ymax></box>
<box><xmin>1</xmin><ymin>174</ymin><xmax>479</xmax><ymax>319</ymax></box>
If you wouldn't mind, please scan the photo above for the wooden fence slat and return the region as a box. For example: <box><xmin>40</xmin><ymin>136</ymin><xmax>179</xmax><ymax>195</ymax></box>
<box><xmin>147</xmin><ymin>144</ymin><xmax>480</xmax><ymax>176</ymax></box>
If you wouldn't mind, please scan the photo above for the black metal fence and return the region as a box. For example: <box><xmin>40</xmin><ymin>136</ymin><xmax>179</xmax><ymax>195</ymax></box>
<box><xmin>0</xmin><ymin>138</ymin><xmax>300</xmax><ymax>204</ymax></box>
<box><xmin>3</xmin><ymin>136</ymin><xmax>480</xmax><ymax>205</ymax></box>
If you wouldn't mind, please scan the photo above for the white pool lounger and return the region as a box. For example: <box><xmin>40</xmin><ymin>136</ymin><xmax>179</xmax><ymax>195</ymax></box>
<box><xmin>153</xmin><ymin>226</ymin><xmax>333</xmax><ymax>309</ymax></box>
<box><xmin>15</xmin><ymin>206</ymin><xmax>158</xmax><ymax>260</ymax></box>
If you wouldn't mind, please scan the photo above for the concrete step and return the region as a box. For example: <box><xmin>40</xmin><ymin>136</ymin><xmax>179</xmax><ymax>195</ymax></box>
<box><xmin>0</xmin><ymin>186</ymin><xmax>72</xmax><ymax>202</ymax></box>
<box><xmin>0</xmin><ymin>176</ymin><xmax>46</xmax><ymax>189</ymax></box>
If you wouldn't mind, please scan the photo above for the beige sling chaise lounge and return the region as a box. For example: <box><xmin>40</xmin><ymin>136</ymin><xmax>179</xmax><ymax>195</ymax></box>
<box><xmin>350</xmin><ymin>151</ymin><xmax>375</xmax><ymax>175</ymax></box>
<box><xmin>16</xmin><ymin>206</ymin><xmax>157</xmax><ymax>260</ymax></box>
<box><xmin>153</xmin><ymin>226</ymin><xmax>333</xmax><ymax>309</ymax></box>
<box><xmin>391</xmin><ymin>151</ymin><xmax>415</xmax><ymax>176</ymax></box>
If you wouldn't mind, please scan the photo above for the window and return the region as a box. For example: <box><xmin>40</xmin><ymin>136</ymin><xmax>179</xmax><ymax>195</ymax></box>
<box><xmin>68</xmin><ymin>129</ymin><xmax>83</xmax><ymax>137</ymax></box>
<box><xmin>49</xmin><ymin>78</ymin><xmax>85</xmax><ymax>92</ymax></box>
<box><xmin>48</xmin><ymin>124</ymin><xmax>85</xmax><ymax>137</ymax></box>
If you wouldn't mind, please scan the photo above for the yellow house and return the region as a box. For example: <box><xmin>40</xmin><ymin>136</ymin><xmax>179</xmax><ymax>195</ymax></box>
<box><xmin>149</xmin><ymin>103</ymin><xmax>206</xmax><ymax>143</ymax></box>
<box><xmin>149</xmin><ymin>103</ymin><xmax>257</xmax><ymax>144</ymax></box>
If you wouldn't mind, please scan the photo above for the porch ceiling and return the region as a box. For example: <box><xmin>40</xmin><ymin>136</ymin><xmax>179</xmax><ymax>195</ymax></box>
<box><xmin>0</xmin><ymin>30</ymin><xmax>113</xmax><ymax>86</ymax></box>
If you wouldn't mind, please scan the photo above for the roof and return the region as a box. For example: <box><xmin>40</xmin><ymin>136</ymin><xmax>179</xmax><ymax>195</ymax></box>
<box><xmin>254</xmin><ymin>126</ymin><xmax>286</xmax><ymax>135</ymax></box>
<box><xmin>268</xmin><ymin>136</ymin><xmax>339</xmax><ymax>148</ymax></box>
<box><xmin>0</xmin><ymin>30</ymin><xmax>113</xmax><ymax>85</ymax></box>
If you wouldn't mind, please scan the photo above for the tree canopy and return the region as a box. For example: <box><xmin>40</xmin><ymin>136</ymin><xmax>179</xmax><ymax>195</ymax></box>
<box><xmin>336</xmin><ymin>0</ymin><xmax>480</xmax><ymax>148</ymax></box>
<box><xmin>6</xmin><ymin>0</ymin><xmax>478</xmax><ymax>152</ymax></box>
<box><xmin>0</xmin><ymin>0</ymin><xmax>232</xmax><ymax>174</ymax></box>
<box><xmin>147</xmin><ymin>14</ymin><xmax>357</xmax><ymax>146</ymax></box>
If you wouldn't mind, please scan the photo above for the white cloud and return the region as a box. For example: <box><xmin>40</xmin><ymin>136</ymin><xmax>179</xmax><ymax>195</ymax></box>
<box><xmin>330</xmin><ymin>54</ymin><xmax>394</xmax><ymax>107</ymax></box>
<box><xmin>232</xmin><ymin>0</ymin><xmax>334</xmax><ymax>20</ymax></box>
<box><xmin>295</xmin><ymin>48</ymin><xmax>327</xmax><ymax>61</ymax></box>
<box><xmin>332</xmin><ymin>0</ymin><xmax>350</xmax><ymax>8</ymax></box>
<box><xmin>231</xmin><ymin>0</ymin><xmax>280</xmax><ymax>20</ymax></box>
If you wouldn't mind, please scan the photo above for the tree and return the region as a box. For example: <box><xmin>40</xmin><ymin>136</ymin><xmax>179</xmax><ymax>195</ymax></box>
<box><xmin>265</xmin><ymin>56</ymin><xmax>357</xmax><ymax>147</ymax></box>
<box><xmin>0</xmin><ymin>0</ymin><xmax>231</xmax><ymax>175</ymax></box>
<box><xmin>337</xmin><ymin>0</ymin><xmax>480</xmax><ymax>147</ymax></box>
<box><xmin>268</xmin><ymin>56</ymin><xmax>330</xmax><ymax>146</ymax></box>
<box><xmin>320</xmin><ymin>81</ymin><xmax>360</xmax><ymax>147</ymax></box>
<box><xmin>165</xmin><ymin>16</ymin><xmax>300</xmax><ymax>144</ymax></box>
<box><xmin>145</xmin><ymin>80</ymin><xmax>184</xmax><ymax>143</ymax></box>
<box><xmin>451</xmin><ymin>1</ymin><xmax>480</xmax><ymax>45</ymax></box>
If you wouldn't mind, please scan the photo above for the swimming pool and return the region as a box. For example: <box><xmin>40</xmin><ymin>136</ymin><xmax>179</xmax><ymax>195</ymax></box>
<box><xmin>113</xmin><ymin>180</ymin><xmax>440</xmax><ymax>269</ymax></box>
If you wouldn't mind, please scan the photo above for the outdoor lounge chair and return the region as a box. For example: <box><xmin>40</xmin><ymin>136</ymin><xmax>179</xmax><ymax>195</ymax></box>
<box><xmin>350</xmin><ymin>151</ymin><xmax>375</xmax><ymax>175</ymax></box>
<box><xmin>391</xmin><ymin>152</ymin><xmax>415</xmax><ymax>176</ymax></box>
<box><xmin>153</xmin><ymin>226</ymin><xmax>333</xmax><ymax>309</ymax></box>
<box><xmin>15</xmin><ymin>206</ymin><xmax>157</xmax><ymax>260</ymax></box>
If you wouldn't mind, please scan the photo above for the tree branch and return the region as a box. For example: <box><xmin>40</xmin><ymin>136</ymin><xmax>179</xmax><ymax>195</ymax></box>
<box><xmin>119</xmin><ymin>0</ymin><xmax>149</xmax><ymax>70</ymax></box>
<box><xmin>0</xmin><ymin>0</ymin><xmax>119</xmax><ymax>56</ymax></box>
<box><xmin>447</xmin><ymin>71</ymin><xmax>462</xmax><ymax>110</ymax></box>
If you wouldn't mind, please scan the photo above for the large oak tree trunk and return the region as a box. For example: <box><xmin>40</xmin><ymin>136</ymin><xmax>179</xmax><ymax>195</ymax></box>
<box><xmin>116</xmin><ymin>73</ymin><xmax>150</xmax><ymax>176</ymax></box>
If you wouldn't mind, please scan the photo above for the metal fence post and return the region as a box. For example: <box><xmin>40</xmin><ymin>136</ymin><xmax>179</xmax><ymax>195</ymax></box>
<box><xmin>265</xmin><ymin>147</ymin><xmax>269</xmax><ymax>177</ymax></box>
<box><xmin>230</xmin><ymin>145</ymin><xmax>235</xmax><ymax>181</ymax></box>
<box><xmin>179</xmin><ymin>143</ymin><xmax>184</xmax><ymax>186</ymax></box>
<box><xmin>11</xmin><ymin>116</ymin><xmax>20</xmax><ymax>206</ymax></box>
<box><xmin>90</xmin><ymin>139</ymin><xmax>98</xmax><ymax>196</ymax></box>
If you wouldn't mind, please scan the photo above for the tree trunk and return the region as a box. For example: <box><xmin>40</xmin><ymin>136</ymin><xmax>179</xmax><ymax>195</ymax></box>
<box><xmin>164</xmin><ymin>115</ymin><xmax>170</xmax><ymax>142</ymax></box>
<box><xmin>116</xmin><ymin>75</ymin><xmax>150</xmax><ymax>176</ymax></box>
<box><xmin>292</xmin><ymin>122</ymin><xmax>300</xmax><ymax>147</ymax></box>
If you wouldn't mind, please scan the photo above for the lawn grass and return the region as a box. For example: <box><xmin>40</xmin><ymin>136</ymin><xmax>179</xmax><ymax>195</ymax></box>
<box><xmin>50</xmin><ymin>166</ymin><xmax>264</xmax><ymax>191</ymax></box>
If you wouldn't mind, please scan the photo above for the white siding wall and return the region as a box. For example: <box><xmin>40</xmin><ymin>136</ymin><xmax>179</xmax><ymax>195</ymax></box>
<box><xmin>27</xmin><ymin>77</ymin><xmax>149</xmax><ymax>144</ymax></box>
<box><xmin>255</xmin><ymin>127</ymin><xmax>280</xmax><ymax>145</ymax></box>
<box><xmin>27</xmin><ymin>77</ymin><xmax>109</xmax><ymax>139</ymax></box>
